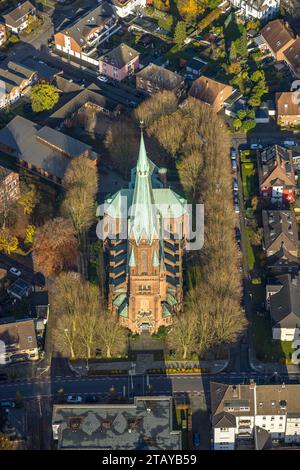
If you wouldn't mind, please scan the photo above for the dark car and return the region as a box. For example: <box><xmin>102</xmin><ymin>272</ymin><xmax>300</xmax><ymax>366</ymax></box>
<box><xmin>235</xmin><ymin>227</ymin><xmax>241</xmax><ymax>241</ymax></box>
<box><xmin>85</xmin><ymin>395</ymin><xmax>99</xmax><ymax>404</ymax></box>
<box><xmin>0</xmin><ymin>401</ymin><xmax>15</xmax><ymax>408</ymax></box>
<box><xmin>193</xmin><ymin>433</ymin><xmax>201</xmax><ymax>447</ymax></box>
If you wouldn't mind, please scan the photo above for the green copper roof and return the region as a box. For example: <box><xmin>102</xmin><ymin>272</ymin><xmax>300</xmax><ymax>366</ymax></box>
<box><xmin>153</xmin><ymin>248</ymin><xmax>159</xmax><ymax>267</ymax></box>
<box><xmin>129</xmin><ymin>246</ymin><xmax>136</xmax><ymax>267</ymax></box>
<box><xmin>129</xmin><ymin>131</ymin><xmax>158</xmax><ymax>245</ymax></box>
<box><xmin>113</xmin><ymin>293</ymin><xmax>127</xmax><ymax>307</ymax></box>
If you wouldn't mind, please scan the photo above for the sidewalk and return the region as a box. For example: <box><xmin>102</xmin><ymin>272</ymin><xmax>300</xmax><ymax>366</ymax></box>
<box><xmin>69</xmin><ymin>353</ymin><xmax>229</xmax><ymax>376</ymax></box>
<box><xmin>249</xmin><ymin>347</ymin><xmax>300</xmax><ymax>375</ymax></box>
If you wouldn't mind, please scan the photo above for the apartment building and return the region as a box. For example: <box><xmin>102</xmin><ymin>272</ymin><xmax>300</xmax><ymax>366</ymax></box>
<box><xmin>111</xmin><ymin>0</ymin><xmax>146</xmax><ymax>18</ymax></box>
<box><xmin>0</xmin><ymin>319</ymin><xmax>38</xmax><ymax>364</ymax></box>
<box><xmin>0</xmin><ymin>166</ymin><xmax>20</xmax><ymax>206</ymax></box>
<box><xmin>276</xmin><ymin>92</ymin><xmax>300</xmax><ymax>127</ymax></box>
<box><xmin>211</xmin><ymin>381</ymin><xmax>300</xmax><ymax>450</ymax></box>
<box><xmin>1</xmin><ymin>1</ymin><xmax>36</xmax><ymax>34</ymax></box>
<box><xmin>99</xmin><ymin>43</ymin><xmax>140</xmax><ymax>81</ymax></box>
<box><xmin>266</xmin><ymin>274</ymin><xmax>300</xmax><ymax>341</ymax></box>
<box><xmin>0</xmin><ymin>60</ymin><xmax>37</xmax><ymax>109</ymax></box>
<box><xmin>189</xmin><ymin>75</ymin><xmax>234</xmax><ymax>113</ymax></box>
<box><xmin>260</xmin><ymin>19</ymin><xmax>296</xmax><ymax>61</ymax></box>
<box><xmin>136</xmin><ymin>63</ymin><xmax>186</xmax><ymax>97</ymax></box>
<box><xmin>230</xmin><ymin>0</ymin><xmax>280</xmax><ymax>20</ymax></box>
<box><xmin>257</xmin><ymin>144</ymin><xmax>296</xmax><ymax>205</ymax></box>
<box><xmin>262</xmin><ymin>210</ymin><xmax>299</xmax><ymax>275</ymax></box>
<box><xmin>54</xmin><ymin>3</ymin><xmax>119</xmax><ymax>66</ymax></box>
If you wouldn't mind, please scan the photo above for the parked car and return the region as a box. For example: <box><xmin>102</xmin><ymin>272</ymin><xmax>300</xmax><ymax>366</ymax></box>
<box><xmin>283</xmin><ymin>140</ymin><xmax>296</xmax><ymax>147</ymax></box>
<box><xmin>234</xmin><ymin>203</ymin><xmax>240</xmax><ymax>214</ymax></box>
<box><xmin>230</xmin><ymin>147</ymin><xmax>236</xmax><ymax>159</ymax></box>
<box><xmin>193</xmin><ymin>433</ymin><xmax>201</xmax><ymax>447</ymax></box>
<box><xmin>0</xmin><ymin>401</ymin><xmax>15</xmax><ymax>408</ymax></box>
<box><xmin>231</xmin><ymin>159</ymin><xmax>237</xmax><ymax>171</ymax></box>
<box><xmin>235</xmin><ymin>227</ymin><xmax>241</xmax><ymax>241</ymax></box>
<box><xmin>66</xmin><ymin>394</ymin><xmax>83</xmax><ymax>404</ymax></box>
<box><xmin>128</xmin><ymin>100</ymin><xmax>137</xmax><ymax>108</ymax></box>
<box><xmin>233</xmin><ymin>178</ymin><xmax>238</xmax><ymax>191</ymax></box>
<box><xmin>250</xmin><ymin>143</ymin><xmax>263</xmax><ymax>150</ymax></box>
<box><xmin>97</xmin><ymin>75</ymin><xmax>109</xmax><ymax>83</ymax></box>
<box><xmin>9</xmin><ymin>267</ymin><xmax>21</xmax><ymax>277</ymax></box>
<box><xmin>85</xmin><ymin>395</ymin><xmax>99</xmax><ymax>404</ymax></box>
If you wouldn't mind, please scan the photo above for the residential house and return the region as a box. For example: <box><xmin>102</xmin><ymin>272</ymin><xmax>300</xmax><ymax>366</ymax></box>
<box><xmin>136</xmin><ymin>63</ymin><xmax>186</xmax><ymax>97</ymax></box>
<box><xmin>283</xmin><ymin>37</ymin><xmax>300</xmax><ymax>78</ymax></box>
<box><xmin>1</xmin><ymin>1</ymin><xmax>36</xmax><ymax>34</ymax></box>
<box><xmin>52</xmin><ymin>396</ymin><xmax>181</xmax><ymax>450</ymax></box>
<box><xmin>266</xmin><ymin>274</ymin><xmax>300</xmax><ymax>340</ymax></box>
<box><xmin>54</xmin><ymin>3</ymin><xmax>119</xmax><ymax>66</ymax></box>
<box><xmin>0</xmin><ymin>116</ymin><xmax>98</xmax><ymax>183</ymax></box>
<box><xmin>99</xmin><ymin>43</ymin><xmax>139</xmax><ymax>81</ymax></box>
<box><xmin>211</xmin><ymin>381</ymin><xmax>300</xmax><ymax>450</ymax></box>
<box><xmin>0</xmin><ymin>60</ymin><xmax>37</xmax><ymax>109</ymax></box>
<box><xmin>276</xmin><ymin>92</ymin><xmax>300</xmax><ymax>127</ymax></box>
<box><xmin>262</xmin><ymin>209</ymin><xmax>299</xmax><ymax>274</ymax></box>
<box><xmin>21</xmin><ymin>58</ymin><xmax>62</xmax><ymax>83</ymax></box>
<box><xmin>257</xmin><ymin>144</ymin><xmax>296</xmax><ymax>205</ymax></box>
<box><xmin>0</xmin><ymin>24</ymin><xmax>7</xmax><ymax>46</ymax></box>
<box><xmin>0</xmin><ymin>166</ymin><xmax>20</xmax><ymax>206</ymax></box>
<box><xmin>185</xmin><ymin>57</ymin><xmax>207</xmax><ymax>78</ymax></box>
<box><xmin>48</xmin><ymin>83</ymin><xmax>121</xmax><ymax>129</ymax></box>
<box><xmin>260</xmin><ymin>19</ymin><xmax>296</xmax><ymax>61</ymax></box>
<box><xmin>0</xmin><ymin>319</ymin><xmax>38</xmax><ymax>364</ymax></box>
<box><xmin>111</xmin><ymin>0</ymin><xmax>146</xmax><ymax>18</ymax></box>
<box><xmin>189</xmin><ymin>75</ymin><xmax>234</xmax><ymax>113</ymax></box>
<box><xmin>230</xmin><ymin>0</ymin><xmax>280</xmax><ymax>19</ymax></box>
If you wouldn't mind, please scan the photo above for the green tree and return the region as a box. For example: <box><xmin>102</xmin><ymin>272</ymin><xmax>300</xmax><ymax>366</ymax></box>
<box><xmin>248</xmin><ymin>94</ymin><xmax>261</xmax><ymax>107</ymax></box>
<box><xmin>30</xmin><ymin>83</ymin><xmax>59</xmax><ymax>112</ymax></box>
<box><xmin>0</xmin><ymin>228</ymin><xmax>19</xmax><ymax>254</ymax></box>
<box><xmin>229</xmin><ymin>41</ymin><xmax>237</xmax><ymax>63</ymax></box>
<box><xmin>24</xmin><ymin>224</ymin><xmax>36</xmax><ymax>245</ymax></box>
<box><xmin>233</xmin><ymin>118</ymin><xmax>242</xmax><ymax>130</ymax></box>
<box><xmin>174</xmin><ymin>21</ymin><xmax>187</xmax><ymax>46</ymax></box>
<box><xmin>18</xmin><ymin>183</ymin><xmax>39</xmax><ymax>215</ymax></box>
<box><xmin>242</xmin><ymin>119</ymin><xmax>256</xmax><ymax>132</ymax></box>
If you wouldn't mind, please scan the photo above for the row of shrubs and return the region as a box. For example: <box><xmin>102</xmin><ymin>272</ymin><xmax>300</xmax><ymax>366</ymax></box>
<box><xmin>88</xmin><ymin>369</ymin><xmax>128</xmax><ymax>376</ymax></box>
<box><xmin>146</xmin><ymin>368</ymin><xmax>209</xmax><ymax>374</ymax></box>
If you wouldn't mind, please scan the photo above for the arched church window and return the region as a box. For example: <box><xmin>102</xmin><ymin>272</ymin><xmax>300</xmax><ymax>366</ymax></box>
<box><xmin>141</xmin><ymin>250</ymin><xmax>147</xmax><ymax>275</ymax></box>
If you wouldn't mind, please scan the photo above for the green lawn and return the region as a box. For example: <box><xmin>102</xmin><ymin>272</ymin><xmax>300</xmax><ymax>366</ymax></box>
<box><xmin>241</xmin><ymin>161</ymin><xmax>255</xmax><ymax>202</ymax></box>
<box><xmin>245</xmin><ymin>227</ymin><xmax>255</xmax><ymax>270</ymax></box>
<box><xmin>252</xmin><ymin>312</ymin><xmax>293</xmax><ymax>363</ymax></box>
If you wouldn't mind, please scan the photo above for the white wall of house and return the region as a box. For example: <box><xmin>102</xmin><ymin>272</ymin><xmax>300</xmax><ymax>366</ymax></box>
<box><xmin>214</xmin><ymin>427</ymin><xmax>235</xmax><ymax>450</ymax></box>
<box><xmin>231</xmin><ymin>0</ymin><xmax>280</xmax><ymax>20</ymax></box>
<box><xmin>285</xmin><ymin>417</ymin><xmax>300</xmax><ymax>443</ymax></box>
<box><xmin>114</xmin><ymin>0</ymin><xmax>146</xmax><ymax>18</ymax></box>
<box><xmin>272</xmin><ymin>327</ymin><xmax>299</xmax><ymax>341</ymax></box>
<box><xmin>255</xmin><ymin>414</ymin><xmax>286</xmax><ymax>437</ymax></box>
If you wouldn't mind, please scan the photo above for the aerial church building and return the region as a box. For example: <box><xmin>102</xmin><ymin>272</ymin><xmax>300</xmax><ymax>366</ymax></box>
<box><xmin>100</xmin><ymin>131</ymin><xmax>187</xmax><ymax>333</ymax></box>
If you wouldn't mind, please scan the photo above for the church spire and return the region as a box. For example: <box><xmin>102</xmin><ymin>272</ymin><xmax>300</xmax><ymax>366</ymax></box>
<box><xmin>129</xmin><ymin>129</ymin><xmax>157</xmax><ymax>245</ymax></box>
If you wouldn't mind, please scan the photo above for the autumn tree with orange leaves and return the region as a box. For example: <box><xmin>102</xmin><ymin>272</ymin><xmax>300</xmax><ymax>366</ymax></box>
<box><xmin>33</xmin><ymin>217</ymin><xmax>78</xmax><ymax>276</ymax></box>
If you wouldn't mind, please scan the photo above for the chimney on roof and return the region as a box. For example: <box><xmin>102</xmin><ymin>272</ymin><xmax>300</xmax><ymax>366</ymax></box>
<box><xmin>249</xmin><ymin>379</ymin><xmax>256</xmax><ymax>389</ymax></box>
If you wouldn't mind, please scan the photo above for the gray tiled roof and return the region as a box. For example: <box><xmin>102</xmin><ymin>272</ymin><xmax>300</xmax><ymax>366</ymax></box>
<box><xmin>52</xmin><ymin>397</ymin><xmax>181</xmax><ymax>450</ymax></box>
<box><xmin>2</xmin><ymin>1</ymin><xmax>35</xmax><ymax>29</ymax></box>
<box><xmin>137</xmin><ymin>63</ymin><xmax>183</xmax><ymax>90</ymax></box>
<box><xmin>101</xmin><ymin>43</ymin><xmax>139</xmax><ymax>69</ymax></box>
<box><xmin>0</xmin><ymin>116</ymin><xmax>95</xmax><ymax>180</ymax></box>
<box><xmin>268</xmin><ymin>274</ymin><xmax>300</xmax><ymax>328</ymax></box>
<box><xmin>62</xmin><ymin>2</ymin><xmax>115</xmax><ymax>48</ymax></box>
